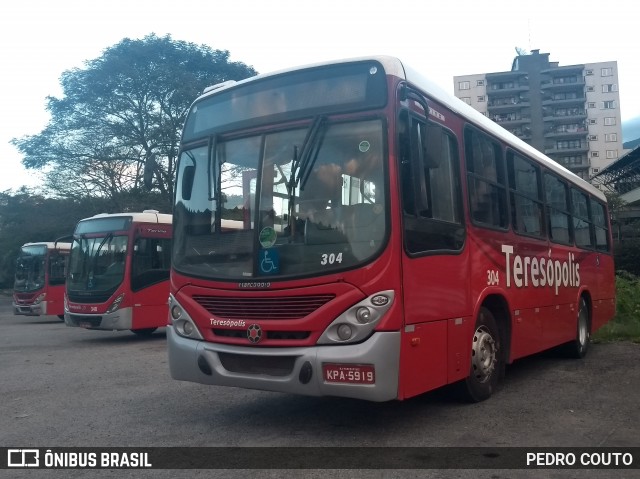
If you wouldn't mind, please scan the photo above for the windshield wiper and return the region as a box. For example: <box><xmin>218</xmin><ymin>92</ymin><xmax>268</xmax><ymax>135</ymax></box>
<box><xmin>285</xmin><ymin>116</ymin><xmax>327</xmax><ymax>238</ymax></box>
<box><xmin>90</xmin><ymin>233</ymin><xmax>113</xmax><ymax>276</ymax></box>
<box><xmin>286</xmin><ymin>116</ymin><xmax>327</xmax><ymax>238</ymax></box>
<box><xmin>297</xmin><ymin>116</ymin><xmax>327</xmax><ymax>189</ymax></box>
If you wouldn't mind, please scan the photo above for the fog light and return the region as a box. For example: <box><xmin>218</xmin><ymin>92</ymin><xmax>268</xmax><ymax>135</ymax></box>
<box><xmin>356</xmin><ymin>307</ymin><xmax>372</xmax><ymax>324</ymax></box>
<box><xmin>337</xmin><ymin>324</ymin><xmax>352</xmax><ymax>340</ymax></box>
<box><xmin>183</xmin><ymin>321</ymin><xmax>194</xmax><ymax>335</ymax></box>
<box><xmin>171</xmin><ymin>305</ymin><xmax>182</xmax><ymax>320</ymax></box>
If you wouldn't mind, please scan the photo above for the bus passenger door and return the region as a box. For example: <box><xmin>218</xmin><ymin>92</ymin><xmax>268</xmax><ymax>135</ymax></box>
<box><xmin>397</xmin><ymin>110</ymin><xmax>471</xmax><ymax>398</ymax></box>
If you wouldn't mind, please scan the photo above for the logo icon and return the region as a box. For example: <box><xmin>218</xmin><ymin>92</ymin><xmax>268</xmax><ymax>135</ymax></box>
<box><xmin>247</xmin><ymin>324</ymin><xmax>263</xmax><ymax>343</ymax></box>
<box><xmin>7</xmin><ymin>449</ymin><xmax>40</xmax><ymax>467</ymax></box>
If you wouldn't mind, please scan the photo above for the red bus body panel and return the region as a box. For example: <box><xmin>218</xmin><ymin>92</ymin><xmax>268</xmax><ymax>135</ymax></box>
<box><xmin>168</xmin><ymin>57</ymin><xmax>616</xmax><ymax>401</ymax></box>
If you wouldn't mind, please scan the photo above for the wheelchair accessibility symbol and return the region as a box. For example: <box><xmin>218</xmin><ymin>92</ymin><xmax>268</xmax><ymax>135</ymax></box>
<box><xmin>259</xmin><ymin>249</ymin><xmax>280</xmax><ymax>274</ymax></box>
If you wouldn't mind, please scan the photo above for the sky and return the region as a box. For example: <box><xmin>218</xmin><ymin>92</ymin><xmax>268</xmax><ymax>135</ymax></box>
<box><xmin>1</xmin><ymin>0</ymin><xmax>638</xmax><ymax>192</ymax></box>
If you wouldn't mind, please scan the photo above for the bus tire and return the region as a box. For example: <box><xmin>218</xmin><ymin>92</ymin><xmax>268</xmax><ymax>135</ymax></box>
<box><xmin>562</xmin><ymin>297</ymin><xmax>590</xmax><ymax>359</ymax></box>
<box><xmin>58</xmin><ymin>315</ymin><xmax>65</xmax><ymax>321</ymax></box>
<box><xmin>458</xmin><ymin>307</ymin><xmax>502</xmax><ymax>403</ymax></box>
<box><xmin>131</xmin><ymin>328</ymin><xmax>157</xmax><ymax>337</ymax></box>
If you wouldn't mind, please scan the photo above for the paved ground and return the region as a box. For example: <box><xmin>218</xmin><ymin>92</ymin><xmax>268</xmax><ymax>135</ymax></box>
<box><xmin>1</xmin><ymin>294</ymin><xmax>638</xmax><ymax>478</ymax></box>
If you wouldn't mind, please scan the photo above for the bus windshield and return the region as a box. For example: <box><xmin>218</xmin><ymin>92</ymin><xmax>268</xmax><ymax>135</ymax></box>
<box><xmin>67</xmin><ymin>234</ymin><xmax>129</xmax><ymax>295</ymax></box>
<box><xmin>173</xmin><ymin>118</ymin><xmax>387</xmax><ymax>280</ymax></box>
<box><xmin>14</xmin><ymin>245</ymin><xmax>47</xmax><ymax>292</ymax></box>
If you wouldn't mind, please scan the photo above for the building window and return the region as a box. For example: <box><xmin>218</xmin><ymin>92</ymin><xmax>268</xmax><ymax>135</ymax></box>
<box><xmin>585</xmin><ymin>69</ymin><xmax>594</xmax><ymax>76</ymax></box>
<box><xmin>606</xmin><ymin>150</ymin><xmax>618</xmax><ymax>159</ymax></box>
<box><xmin>602</xmin><ymin>84</ymin><xmax>618</xmax><ymax>92</ymax></box>
<box><xmin>587</xmin><ymin>102</ymin><xmax>596</xmax><ymax>108</ymax></box>
<box><xmin>604</xmin><ymin>117</ymin><xmax>617</xmax><ymax>126</ymax></box>
<box><xmin>588</xmin><ymin>119</ymin><xmax>597</xmax><ymax>125</ymax></box>
<box><xmin>458</xmin><ymin>81</ymin><xmax>471</xmax><ymax>90</ymax></box>
<box><xmin>477</xmin><ymin>80</ymin><xmax>485</xmax><ymax>86</ymax></box>
<box><xmin>586</xmin><ymin>86</ymin><xmax>595</xmax><ymax>92</ymax></box>
<box><xmin>592</xmin><ymin>168</ymin><xmax>600</xmax><ymax>174</ymax></box>
<box><xmin>557</xmin><ymin>140</ymin><xmax>582</xmax><ymax>149</ymax></box>
<box><xmin>602</xmin><ymin>100</ymin><xmax>616</xmax><ymax>109</ymax></box>
<box><xmin>563</xmin><ymin>156</ymin><xmax>585</xmax><ymax>166</ymax></box>
<box><xmin>477</xmin><ymin>96</ymin><xmax>485</xmax><ymax>102</ymax></box>
<box><xmin>605</xmin><ymin>133</ymin><xmax>617</xmax><ymax>142</ymax></box>
<box><xmin>588</xmin><ymin>135</ymin><xmax>598</xmax><ymax>141</ymax></box>
<box><xmin>601</xmin><ymin>67</ymin><xmax>613</xmax><ymax>77</ymax></box>
<box><xmin>591</xmin><ymin>151</ymin><xmax>599</xmax><ymax>157</ymax></box>
<box><xmin>460</xmin><ymin>97</ymin><xmax>471</xmax><ymax>105</ymax></box>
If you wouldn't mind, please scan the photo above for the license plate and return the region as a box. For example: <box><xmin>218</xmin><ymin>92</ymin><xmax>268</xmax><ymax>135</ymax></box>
<box><xmin>79</xmin><ymin>322</ymin><xmax>92</xmax><ymax>328</ymax></box>
<box><xmin>323</xmin><ymin>364</ymin><xmax>375</xmax><ymax>384</ymax></box>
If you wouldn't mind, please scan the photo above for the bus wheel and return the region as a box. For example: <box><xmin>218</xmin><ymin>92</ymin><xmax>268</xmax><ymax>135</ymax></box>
<box><xmin>562</xmin><ymin>297</ymin><xmax>590</xmax><ymax>359</ymax></box>
<box><xmin>459</xmin><ymin>307</ymin><xmax>501</xmax><ymax>402</ymax></box>
<box><xmin>131</xmin><ymin>328</ymin><xmax>157</xmax><ymax>337</ymax></box>
<box><xmin>58</xmin><ymin>315</ymin><xmax>65</xmax><ymax>321</ymax></box>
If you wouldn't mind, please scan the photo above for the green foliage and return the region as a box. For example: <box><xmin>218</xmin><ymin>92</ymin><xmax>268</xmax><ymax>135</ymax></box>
<box><xmin>11</xmin><ymin>34</ymin><xmax>257</xmax><ymax>209</ymax></box>
<box><xmin>593</xmin><ymin>272</ymin><xmax>640</xmax><ymax>343</ymax></box>
<box><xmin>613</xmin><ymin>240</ymin><xmax>640</xmax><ymax>276</ymax></box>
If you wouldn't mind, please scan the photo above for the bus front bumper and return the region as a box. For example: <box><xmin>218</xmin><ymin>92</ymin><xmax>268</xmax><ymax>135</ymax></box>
<box><xmin>167</xmin><ymin>327</ymin><xmax>401</xmax><ymax>402</ymax></box>
<box><xmin>64</xmin><ymin>307</ymin><xmax>133</xmax><ymax>330</ymax></box>
<box><xmin>13</xmin><ymin>301</ymin><xmax>47</xmax><ymax>316</ymax></box>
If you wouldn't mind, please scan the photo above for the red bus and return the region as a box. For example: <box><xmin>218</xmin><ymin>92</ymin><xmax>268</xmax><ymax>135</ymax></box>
<box><xmin>13</xmin><ymin>240</ymin><xmax>71</xmax><ymax>319</ymax></box>
<box><xmin>167</xmin><ymin>56</ymin><xmax>615</xmax><ymax>401</ymax></box>
<box><xmin>64</xmin><ymin>211</ymin><xmax>172</xmax><ymax>336</ymax></box>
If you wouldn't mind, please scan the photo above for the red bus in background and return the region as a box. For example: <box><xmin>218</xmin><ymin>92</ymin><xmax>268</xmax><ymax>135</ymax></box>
<box><xmin>167</xmin><ymin>56</ymin><xmax>615</xmax><ymax>402</ymax></box>
<box><xmin>64</xmin><ymin>210</ymin><xmax>172</xmax><ymax>337</ymax></box>
<box><xmin>13</xmin><ymin>240</ymin><xmax>71</xmax><ymax>319</ymax></box>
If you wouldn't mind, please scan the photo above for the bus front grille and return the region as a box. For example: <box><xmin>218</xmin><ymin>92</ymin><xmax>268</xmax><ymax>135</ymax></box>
<box><xmin>213</xmin><ymin>329</ymin><xmax>310</xmax><ymax>340</ymax></box>
<box><xmin>193</xmin><ymin>294</ymin><xmax>335</xmax><ymax>320</ymax></box>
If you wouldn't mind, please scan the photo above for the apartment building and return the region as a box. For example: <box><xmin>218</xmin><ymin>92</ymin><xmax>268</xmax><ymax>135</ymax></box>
<box><xmin>453</xmin><ymin>50</ymin><xmax>625</xmax><ymax>181</ymax></box>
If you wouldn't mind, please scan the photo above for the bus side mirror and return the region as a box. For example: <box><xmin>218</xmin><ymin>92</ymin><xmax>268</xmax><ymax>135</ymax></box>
<box><xmin>181</xmin><ymin>165</ymin><xmax>195</xmax><ymax>201</ymax></box>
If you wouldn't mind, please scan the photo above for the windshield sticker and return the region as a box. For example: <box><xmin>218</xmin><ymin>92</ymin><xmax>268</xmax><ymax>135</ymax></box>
<box><xmin>259</xmin><ymin>249</ymin><xmax>280</xmax><ymax>275</ymax></box>
<box><xmin>259</xmin><ymin>227</ymin><xmax>277</xmax><ymax>248</ymax></box>
<box><xmin>359</xmin><ymin>140</ymin><xmax>370</xmax><ymax>153</ymax></box>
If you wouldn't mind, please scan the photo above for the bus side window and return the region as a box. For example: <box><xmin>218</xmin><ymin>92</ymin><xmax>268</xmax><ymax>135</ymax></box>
<box><xmin>131</xmin><ymin>237</ymin><xmax>171</xmax><ymax>291</ymax></box>
<box><xmin>507</xmin><ymin>151</ymin><xmax>544</xmax><ymax>237</ymax></box>
<box><xmin>571</xmin><ymin>188</ymin><xmax>594</xmax><ymax>249</ymax></box>
<box><xmin>544</xmin><ymin>173</ymin><xmax>572</xmax><ymax>244</ymax></box>
<box><xmin>423</xmin><ymin>124</ymin><xmax>461</xmax><ymax>224</ymax></box>
<box><xmin>400</xmin><ymin>113</ymin><xmax>464</xmax><ymax>253</ymax></box>
<box><xmin>398</xmin><ymin>113</ymin><xmax>416</xmax><ymax>216</ymax></box>
<box><xmin>590</xmin><ymin>198</ymin><xmax>610</xmax><ymax>252</ymax></box>
<box><xmin>464</xmin><ymin>128</ymin><xmax>508</xmax><ymax>229</ymax></box>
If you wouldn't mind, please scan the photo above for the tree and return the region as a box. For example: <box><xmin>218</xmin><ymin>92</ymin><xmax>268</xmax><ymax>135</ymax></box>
<box><xmin>12</xmin><ymin>34</ymin><xmax>257</xmax><ymax>212</ymax></box>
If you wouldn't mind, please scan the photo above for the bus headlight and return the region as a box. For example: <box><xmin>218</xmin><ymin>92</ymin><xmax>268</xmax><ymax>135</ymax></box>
<box><xmin>356</xmin><ymin>307</ymin><xmax>372</xmax><ymax>324</ymax></box>
<box><xmin>169</xmin><ymin>294</ymin><xmax>203</xmax><ymax>340</ymax></box>
<box><xmin>317</xmin><ymin>290</ymin><xmax>395</xmax><ymax>344</ymax></box>
<box><xmin>34</xmin><ymin>293</ymin><xmax>46</xmax><ymax>305</ymax></box>
<box><xmin>105</xmin><ymin>293</ymin><xmax>125</xmax><ymax>314</ymax></box>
